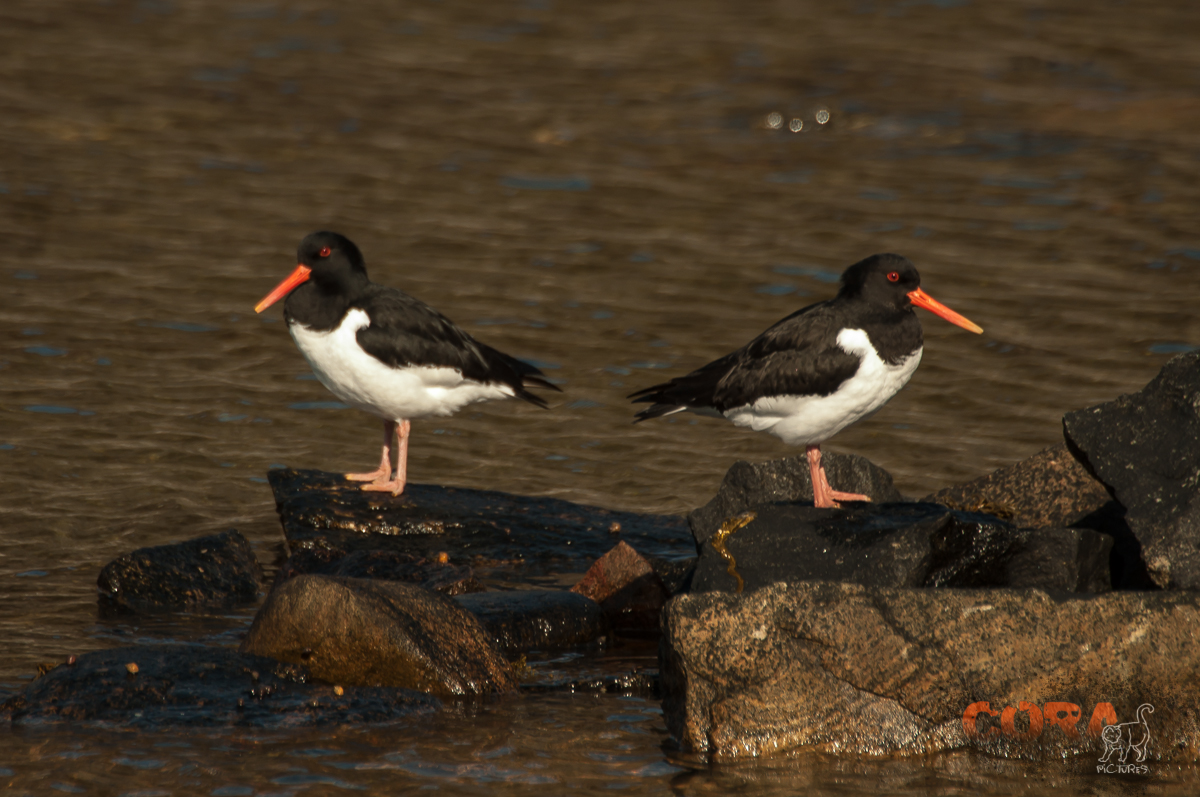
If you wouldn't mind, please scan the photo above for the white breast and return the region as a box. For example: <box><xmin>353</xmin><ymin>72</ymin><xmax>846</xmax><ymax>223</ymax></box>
<box><xmin>723</xmin><ymin>328</ymin><xmax>922</xmax><ymax>447</ymax></box>
<box><xmin>288</xmin><ymin>309</ymin><xmax>515</xmax><ymax>421</ymax></box>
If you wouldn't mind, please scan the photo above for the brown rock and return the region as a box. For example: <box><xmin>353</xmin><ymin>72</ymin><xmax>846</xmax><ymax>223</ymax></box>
<box><xmin>662</xmin><ymin>582</ymin><xmax>1200</xmax><ymax>762</ymax></box>
<box><xmin>240</xmin><ymin>575</ymin><xmax>517</xmax><ymax>697</ymax></box>
<box><xmin>571</xmin><ymin>542</ymin><xmax>669</xmax><ymax>634</ymax></box>
<box><xmin>924</xmin><ymin>444</ymin><xmax>1111</xmax><ymax>529</ymax></box>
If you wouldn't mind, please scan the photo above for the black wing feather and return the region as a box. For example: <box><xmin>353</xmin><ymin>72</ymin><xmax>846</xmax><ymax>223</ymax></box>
<box><xmin>354</xmin><ymin>285</ymin><xmax>560</xmax><ymax>408</ymax></box>
<box><xmin>630</xmin><ymin>301</ymin><xmax>861</xmax><ymax>420</ymax></box>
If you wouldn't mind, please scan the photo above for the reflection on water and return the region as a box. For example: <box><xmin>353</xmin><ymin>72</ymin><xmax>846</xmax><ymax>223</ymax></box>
<box><xmin>3</xmin><ymin>0</ymin><xmax>1200</xmax><ymax>791</ymax></box>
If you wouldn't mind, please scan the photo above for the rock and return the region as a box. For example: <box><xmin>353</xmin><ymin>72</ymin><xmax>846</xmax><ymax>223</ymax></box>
<box><xmin>240</xmin><ymin>575</ymin><xmax>517</xmax><ymax>697</ymax></box>
<box><xmin>1006</xmin><ymin>527</ymin><xmax>1112</xmax><ymax>593</ymax></box>
<box><xmin>96</xmin><ymin>529</ymin><xmax>261</xmax><ymax>613</ymax></box>
<box><xmin>275</xmin><ymin>544</ymin><xmax>484</xmax><ymax>596</ymax></box>
<box><xmin>924</xmin><ymin>444</ymin><xmax>1112</xmax><ymax>528</ymax></box>
<box><xmin>2</xmin><ymin>644</ymin><xmax>439</xmax><ymax>727</ymax></box>
<box><xmin>661</xmin><ymin>582</ymin><xmax>1200</xmax><ymax>762</ymax></box>
<box><xmin>266</xmin><ymin>468</ymin><xmax>693</xmax><ymax>582</ymax></box>
<box><xmin>648</xmin><ymin>555</ymin><xmax>698</xmax><ymax>596</ymax></box>
<box><xmin>688</xmin><ymin>502</ymin><xmax>1109</xmax><ymax>594</ymax></box>
<box><xmin>1063</xmin><ymin>351</ymin><xmax>1200</xmax><ymax>589</ymax></box>
<box><xmin>688</xmin><ymin>453</ymin><xmax>905</xmax><ymax>549</ymax></box>
<box><xmin>455</xmin><ymin>590</ymin><xmax>607</xmax><ymax>656</ymax></box>
<box><xmin>571</xmin><ymin>542</ymin><xmax>670</xmax><ymax>635</ymax></box>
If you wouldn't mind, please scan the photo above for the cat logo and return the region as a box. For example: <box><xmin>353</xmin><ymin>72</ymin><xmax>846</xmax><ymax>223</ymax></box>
<box><xmin>1097</xmin><ymin>703</ymin><xmax>1153</xmax><ymax>774</ymax></box>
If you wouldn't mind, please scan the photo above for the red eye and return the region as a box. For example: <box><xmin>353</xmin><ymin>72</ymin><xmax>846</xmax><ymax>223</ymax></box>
<box><xmin>318</xmin><ymin>246</ymin><xmax>331</xmax><ymax>257</ymax></box>
<box><xmin>887</xmin><ymin>271</ymin><xmax>900</xmax><ymax>282</ymax></box>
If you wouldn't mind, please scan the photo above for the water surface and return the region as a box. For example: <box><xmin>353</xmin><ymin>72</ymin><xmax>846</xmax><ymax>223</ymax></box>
<box><xmin>3</xmin><ymin>0</ymin><xmax>1200</xmax><ymax>792</ymax></box>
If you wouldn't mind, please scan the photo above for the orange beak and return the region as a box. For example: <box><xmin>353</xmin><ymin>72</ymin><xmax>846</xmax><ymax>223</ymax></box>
<box><xmin>907</xmin><ymin>287</ymin><xmax>983</xmax><ymax>334</ymax></box>
<box><xmin>254</xmin><ymin>265</ymin><xmax>312</xmax><ymax>313</ymax></box>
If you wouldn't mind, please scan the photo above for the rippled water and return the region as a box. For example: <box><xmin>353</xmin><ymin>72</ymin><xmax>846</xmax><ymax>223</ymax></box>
<box><xmin>3</xmin><ymin>0</ymin><xmax>1200</xmax><ymax>792</ymax></box>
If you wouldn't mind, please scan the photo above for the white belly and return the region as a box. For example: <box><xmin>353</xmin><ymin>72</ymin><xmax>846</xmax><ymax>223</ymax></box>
<box><xmin>723</xmin><ymin>328</ymin><xmax>922</xmax><ymax>446</ymax></box>
<box><xmin>288</xmin><ymin>309</ymin><xmax>514</xmax><ymax>421</ymax></box>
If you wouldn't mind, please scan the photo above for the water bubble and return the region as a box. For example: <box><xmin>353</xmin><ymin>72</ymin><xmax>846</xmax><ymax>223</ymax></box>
<box><xmin>789</xmin><ymin>118</ymin><xmax>803</xmax><ymax>132</ymax></box>
<box><xmin>766</xmin><ymin>112</ymin><xmax>783</xmax><ymax>130</ymax></box>
<box><xmin>815</xmin><ymin>109</ymin><xmax>831</xmax><ymax>124</ymax></box>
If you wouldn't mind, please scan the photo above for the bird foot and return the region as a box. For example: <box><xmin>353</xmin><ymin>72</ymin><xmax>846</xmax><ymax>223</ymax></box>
<box><xmin>345</xmin><ymin>466</ymin><xmax>391</xmax><ymax>482</ymax></box>
<box><xmin>829</xmin><ymin>490</ymin><xmax>872</xmax><ymax>504</ymax></box>
<box><xmin>359</xmin><ymin>479</ymin><xmax>406</xmax><ymax>497</ymax></box>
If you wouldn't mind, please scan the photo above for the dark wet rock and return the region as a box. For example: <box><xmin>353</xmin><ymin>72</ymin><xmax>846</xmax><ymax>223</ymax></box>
<box><xmin>571</xmin><ymin>541</ymin><xmax>670</xmax><ymax>635</ymax></box>
<box><xmin>97</xmin><ymin>529</ymin><xmax>261</xmax><ymax>613</ymax></box>
<box><xmin>1064</xmin><ymin>351</ymin><xmax>1200</xmax><ymax>589</ymax></box>
<box><xmin>1006</xmin><ymin>527</ymin><xmax>1112</xmax><ymax>592</ymax></box>
<box><xmin>648</xmin><ymin>555</ymin><xmax>697</xmax><ymax>596</ymax></box>
<box><xmin>275</xmin><ymin>544</ymin><xmax>484</xmax><ymax>596</ymax></box>
<box><xmin>688</xmin><ymin>453</ymin><xmax>905</xmax><ymax>549</ymax></box>
<box><xmin>925</xmin><ymin>444</ymin><xmax>1112</xmax><ymax>528</ymax></box>
<box><xmin>689</xmin><ymin>502</ymin><xmax>1109</xmax><ymax>594</ymax></box>
<box><xmin>455</xmin><ymin>590</ymin><xmax>607</xmax><ymax>656</ymax></box>
<box><xmin>2</xmin><ymin>644</ymin><xmax>439</xmax><ymax>728</ymax></box>
<box><xmin>240</xmin><ymin>574</ymin><xmax>516</xmax><ymax>697</ymax></box>
<box><xmin>661</xmin><ymin>582</ymin><xmax>1200</xmax><ymax>761</ymax></box>
<box><xmin>266</xmin><ymin>468</ymin><xmax>692</xmax><ymax>582</ymax></box>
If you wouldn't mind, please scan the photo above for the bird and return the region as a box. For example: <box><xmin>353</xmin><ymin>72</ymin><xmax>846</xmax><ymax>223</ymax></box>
<box><xmin>254</xmin><ymin>231</ymin><xmax>560</xmax><ymax>496</ymax></box>
<box><xmin>629</xmin><ymin>253</ymin><xmax>982</xmax><ymax>508</ymax></box>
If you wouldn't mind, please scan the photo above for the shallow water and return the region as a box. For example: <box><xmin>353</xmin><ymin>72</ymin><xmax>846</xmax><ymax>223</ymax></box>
<box><xmin>3</xmin><ymin>0</ymin><xmax>1200</xmax><ymax>791</ymax></box>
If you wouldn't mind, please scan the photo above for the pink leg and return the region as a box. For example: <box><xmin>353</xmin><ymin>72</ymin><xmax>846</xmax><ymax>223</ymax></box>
<box><xmin>806</xmin><ymin>445</ymin><xmax>871</xmax><ymax>508</ymax></box>
<box><xmin>346</xmin><ymin>420</ymin><xmax>396</xmax><ymax>483</ymax></box>
<box><xmin>361</xmin><ymin>419</ymin><xmax>410</xmax><ymax>496</ymax></box>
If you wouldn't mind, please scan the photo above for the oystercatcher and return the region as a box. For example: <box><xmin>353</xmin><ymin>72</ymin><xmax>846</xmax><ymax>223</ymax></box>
<box><xmin>255</xmin><ymin>231</ymin><xmax>560</xmax><ymax>496</ymax></box>
<box><xmin>629</xmin><ymin>253</ymin><xmax>982</xmax><ymax>508</ymax></box>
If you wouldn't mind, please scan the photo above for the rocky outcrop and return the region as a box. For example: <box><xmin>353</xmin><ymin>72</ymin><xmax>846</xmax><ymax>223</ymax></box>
<box><xmin>925</xmin><ymin>444</ymin><xmax>1112</xmax><ymax>528</ymax></box>
<box><xmin>687</xmin><ymin>453</ymin><xmax>905</xmax><ymax>548</ymax></box>
<box><xmin>661</xmin><ymin>582</ymin><xmax>1200</xmax><ymax>762</ymax></box>
<box><xmin>2</xmin><ymin>645</ymin><xmax>439</xmax><ymax>727</ymax></box>
<box><xmin>571</xmin><ymin>541</ymin><xmax>671</xmax><ymax>634</ymax></box>
<box><xmin>455</xmin><ymin>590</ymin><xmax>607</xmax><ymax>656</ymax></box>
<box><xmin>240</xmin><ymin>575</ymin><xmax>517</xmax><ymax>697</ymax></box>
<box><xmin>96</xmin><ymin>530</ymin><xmax>261</xmax><ymax>613</ymax></box>
<box><xmin>267</xmin><ymin>468</ymin><xmax>693</xmax><ymax>583</ymax></box>
<box><xmin>689</xmin><ymin>503</ymin><xmax>1111</xmax><ymax>594</ymax></box>
<box><xmin>1064</xmin><ymin>351</ymin><xmax>1200</xmax><ymax>590</ymax></box>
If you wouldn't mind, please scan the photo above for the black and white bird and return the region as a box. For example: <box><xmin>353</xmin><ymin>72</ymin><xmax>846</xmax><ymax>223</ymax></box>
<box><xmin>629</xmin><ymin>253</ymin><xmax>982</xmax><ymax>508</ymax></box>
<box><xmin>255</xmin><ymin>231</ymin><xmax>560</xmax><ymax>496</ymax></box>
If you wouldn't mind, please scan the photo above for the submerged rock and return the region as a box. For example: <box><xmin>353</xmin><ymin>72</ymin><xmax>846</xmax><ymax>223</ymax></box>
<box><xmin>661</xmin><ymin>582</ymin><xmax>1200</xmax><ymax>762</ymax></box>
<box><xmin>689</xmin><ymin>503</ymin><xmax>1111</xmax><ymax>594</ymax></box>
<box><xmin>97</xmin><ymin>529</ymin><xmax>261</xmax><ymax>613</ymax></box>
<box><xmin>1064</xmin><ymin>351</ymin><xmax>1200</xmax><ymax>589</ymax></box>
<box><xmin>2</xmin><ymin>644</ymin><xmax>439</xmax><ymax>728</ymax></box>
<box><xmin>571</xmin><ymin>541</ymin><xmax>671</xmax><ymax>635</ymax></box>
<box><xmin>455</xmin><ymin>590</ymin><xmax>607</xmax><ymax>656</ymax></box>
<box><xmin>688</xmin><ymin>453</ymin><xmax>905</xmax><ymax>549</ymax></box>
<box><xmin>240</xmin><ymin>574</ymin><xmax>517</xmax><ymax>697</ymax></box>
<box><xmin>266</xmin><ymin>468</ymin><xmax>693</xmax><ymax>582</ymax></box>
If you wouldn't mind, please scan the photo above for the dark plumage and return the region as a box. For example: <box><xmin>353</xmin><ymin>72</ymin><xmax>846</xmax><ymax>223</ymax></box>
<box><xmin>630</xmin><ymin>253</ymin><xmax>981</xmax><ymax>507</ymax></box>
<box><xmin>256</xmin><ymin>231</ymin><xmax>560</xmax><ymax>496</ymax></box>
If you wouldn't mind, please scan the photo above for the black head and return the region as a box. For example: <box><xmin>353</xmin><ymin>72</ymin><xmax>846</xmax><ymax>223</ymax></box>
<box><xmin>837</xmin><ymin>252</ymin><xmax>983</xmax><ymax>334</ymax></box>
<box><xmin>837</xmin><ymin>253</ymin><xmax>921</xmax><ymax>310</ymax></box>
<box><xmin>297</xmin><ymin>231</ymin><xmax>369</xmax><ymax>288</ymax></box>
<box><xmin>254</xmin><ymin>231</ymin><xmax>371</xmax><ymax>317</ymax></box>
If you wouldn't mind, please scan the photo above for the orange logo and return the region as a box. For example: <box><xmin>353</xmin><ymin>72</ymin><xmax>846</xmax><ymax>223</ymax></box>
<box><xmin>962</xmin><ymin>701</ymin><xmax>1120</xmax><ymax>741</ymax></box>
